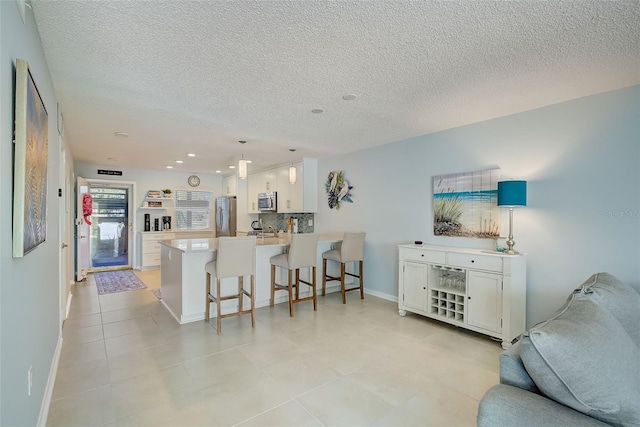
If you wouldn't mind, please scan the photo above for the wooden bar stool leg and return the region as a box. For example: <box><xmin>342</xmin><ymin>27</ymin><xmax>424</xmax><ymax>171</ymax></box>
<box><xmin>238</xmin><ymin>275</ymin><xmax>244</xmax><ymax>312</ymax></box>
<box><xmin>360</xmin><ymin>260</ymin><xmax>364</xmax><ymax>299</ymax></box>
<box><xmin>312</xmin><ymin>266</ymin><xmax>317</xmax><ymax>311</ymax></box>
<box><xmin>295</xmin><ymin>269</ymin><xmax>300</xmax><ymax>300</ymax></box>
<box><xmin>322</xmin><ymin>258</ymin><xmax>327</xmax><ymax>296</ymax></box>
<box><xmin>270</xmin><ymin>264</ymin><xmax>276</xmax><ymax>307</ymax></box>
<box><xmin>341</xmin><ymin>262</ymin><xmax>346</xmax><ymax>304</ymax></box>
<box><xmin>288</xmin><ymin>269</ymin><xmax>294</xmax><ymax>317</ymax></box>
<box><xmin>250</xmin><ymin>275</ymin><xmax>255</xmax><ymax>327</ymax></box>
<box><xmin>216</xmin><ymin>278</ymin><xmax>222</xmax><ymax>335</ymax></box>
<box><xmin>205</xmin><ymin>272</ymin><xmax>211</xmax><ymax>322</ymax></box>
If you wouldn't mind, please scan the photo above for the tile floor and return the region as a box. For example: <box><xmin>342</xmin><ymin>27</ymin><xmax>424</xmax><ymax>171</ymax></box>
<box><xmin>47</xmin><ymin>270</ymin><xmax>501</xmax><ymax>426</ymax></box>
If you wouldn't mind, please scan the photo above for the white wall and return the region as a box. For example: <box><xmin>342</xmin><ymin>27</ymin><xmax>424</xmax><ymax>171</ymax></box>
<box><xmin>316</xmin><ymin>86</ymin><xmax>640</xmax><ymax>327</ymax></box>
<box><xmin>74</xmin><ymin>162</ymin><xmax>224</xmax><ymax>267</ymax></box>
<box><xmin>1</xmin><ymin>2</ymin><xmax>65</xmax><ymax>425</ymax></box>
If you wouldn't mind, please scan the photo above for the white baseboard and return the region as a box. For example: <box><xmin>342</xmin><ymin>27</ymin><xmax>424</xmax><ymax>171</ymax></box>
<box><xmin>65</xmin><ymin>292</ymin><xmax>73</xmax><ymax>320</ymax></box>
<box><xmin>364</xmin><ymin>288</ymin><xmax>398</xmax><ymax>303</ymax></box>
<box><xmin>37</xmin><ymin>334</ymin><xmax>63</xmax><ymax>427</ymax></box>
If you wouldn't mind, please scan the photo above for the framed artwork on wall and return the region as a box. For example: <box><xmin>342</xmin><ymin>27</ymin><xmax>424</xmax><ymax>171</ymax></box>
<box><xmin>13</xmin><ymin>58</ymin><xmax>49</xmax><ymax>257</ymax></box>
<box><xmin>433</xmin><ymin>168</ymin><xmax>500</xmax><ymax>238</ymax></box>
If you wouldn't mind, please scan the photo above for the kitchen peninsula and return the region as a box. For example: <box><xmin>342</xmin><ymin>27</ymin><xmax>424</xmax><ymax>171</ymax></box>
<box><xmin>159</xmin><ymin>234</ymin><xmax>345</xmax><ymax>323</ymax></box>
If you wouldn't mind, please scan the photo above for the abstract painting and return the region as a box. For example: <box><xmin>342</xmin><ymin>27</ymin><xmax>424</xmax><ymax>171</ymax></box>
<box><xmin>433</xmin><ymin>168</ymin><xmax>500</xmax><ymax>238</ymax></box>
<box><xmin>13</xmin><ymin>59</ymin><xmax>49</xmax><ymax>257</ymax></box>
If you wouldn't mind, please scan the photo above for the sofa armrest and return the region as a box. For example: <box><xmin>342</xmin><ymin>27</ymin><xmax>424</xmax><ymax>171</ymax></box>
<box><xmin>478</xmin><ymin>384</ymin><xmax>611</xmax><ymax>427</ymax></box>
<box><xmin>500</xmin><ymin>340</ymin><xmax>539</xmax><ymax>393</ymax></box>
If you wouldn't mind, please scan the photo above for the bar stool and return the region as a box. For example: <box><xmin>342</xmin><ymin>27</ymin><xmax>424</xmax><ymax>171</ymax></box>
<box><xmin>322</xmin><ymin>232</ymin><xmax>366</xmax><ymax>304</ymax></box>
<box><xmin>205</xmin><ymin>236</ymin><xmax>256</xmax><ymax>335</ymax></box>
<box><xmin>270</xmin><ymin>234</ymin><xmax>320</xmax><ymax>317</ymax></box>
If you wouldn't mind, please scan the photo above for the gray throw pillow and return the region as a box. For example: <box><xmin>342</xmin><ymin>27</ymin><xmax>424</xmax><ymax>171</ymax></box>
<box><xmin>520</xmin><ymin>292</ymin><xmax>640</xmax><ymax>427</ymax></box>
<box><xmin>578</xmin><ymin>272</ymin><xmax>640</xmax><ymax>347</ymax></box>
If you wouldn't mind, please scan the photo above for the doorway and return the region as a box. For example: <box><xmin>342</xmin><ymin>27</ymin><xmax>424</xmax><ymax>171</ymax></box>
<box><xmin>89</xmin><ymin>185</ymin><xmax>131</xmax><ymax>271</ymax></box>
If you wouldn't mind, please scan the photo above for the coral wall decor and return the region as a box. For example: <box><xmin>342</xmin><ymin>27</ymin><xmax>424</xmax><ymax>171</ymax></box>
<box><xmin>325</xmin><ymin>170</ymin><xmax>353</xmax><ymax>210</ymax></box>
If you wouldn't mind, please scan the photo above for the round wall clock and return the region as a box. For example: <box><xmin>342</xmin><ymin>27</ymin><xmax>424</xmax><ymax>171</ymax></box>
<box><xmin>188</xmin><ymin>175</ymin><xmax>200</xmax><ymax>187</ymax></box>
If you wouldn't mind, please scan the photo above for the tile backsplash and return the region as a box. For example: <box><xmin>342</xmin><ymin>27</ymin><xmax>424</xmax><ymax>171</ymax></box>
<box><xmin>258</xmin><ymin>212</ymin><xmax>315</xmax><ymax>234</ymax></box>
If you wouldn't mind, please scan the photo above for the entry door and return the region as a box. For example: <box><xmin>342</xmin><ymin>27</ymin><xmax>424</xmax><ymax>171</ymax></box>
<box><xmin>89</xmin><ymin>185</ymin><xmax>131</xmax><ymax>270</ymax></box>
<box><xmin>59</xmin><ymin>137</ymin><xmax>72</xmax><ymax>324</ymax></box>
<box><xmin>75</xmin><ymin>176</ymin><xmax>91</xmax><ymax>281</ymax></box>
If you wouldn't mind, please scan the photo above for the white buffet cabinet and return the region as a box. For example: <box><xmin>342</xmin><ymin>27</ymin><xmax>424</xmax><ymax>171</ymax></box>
<box><xmin>398</xmin><ymin>244</ymin><xmax>526</xmax><ymax>348</ymax></box>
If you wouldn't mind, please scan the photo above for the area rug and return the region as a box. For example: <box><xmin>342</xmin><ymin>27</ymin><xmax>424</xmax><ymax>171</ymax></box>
<box><xmin>151</xmin><ymin>288</ymin><xmax>162</xmax><ymax>299</ymax></box>
<box><xmin>94</xmin><ymin>270</ymin><xmax>147</xmax><ymax>295</ymax></box>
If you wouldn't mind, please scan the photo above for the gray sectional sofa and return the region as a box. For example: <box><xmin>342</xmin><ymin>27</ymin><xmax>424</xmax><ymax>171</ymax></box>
<box><xmin>478</xmin><ymin>272</ymin><xmax>640</xmax><ymax>427</ymax></box>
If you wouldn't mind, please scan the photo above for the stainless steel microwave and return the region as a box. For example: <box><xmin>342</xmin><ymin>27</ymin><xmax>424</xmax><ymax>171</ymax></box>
<box><xmin>257</xmin><ymin>192</ymin><xmax>277</xmax><ymax>212</ymax></box>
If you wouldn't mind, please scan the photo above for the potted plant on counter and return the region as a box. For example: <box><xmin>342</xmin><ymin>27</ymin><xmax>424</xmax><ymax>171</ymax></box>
<box><xmin>162</xmin><ymin>188</ymin><xmax>172</xmax><ymax>198</ymax></box>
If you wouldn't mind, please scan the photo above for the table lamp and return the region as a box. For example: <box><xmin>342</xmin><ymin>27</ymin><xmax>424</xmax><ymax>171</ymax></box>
<box><xmin>497</xmin><ymin>180</ymin><xmax>527</xmax><ymax>254</ymax></box>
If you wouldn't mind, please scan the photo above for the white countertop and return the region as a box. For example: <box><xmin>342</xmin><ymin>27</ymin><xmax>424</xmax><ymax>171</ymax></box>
<box><xmin>160</xmin><ymin>233</ymin><xmax>344</xmax><ymax>253</ymax></box>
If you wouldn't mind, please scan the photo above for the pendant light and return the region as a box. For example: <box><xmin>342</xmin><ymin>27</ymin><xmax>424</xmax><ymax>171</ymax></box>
<box><xmin>238</xmin><ymin>141</ymin><xmax>247</xmax><ymax>179</ymax></box>
<box><xmin>288</xmin><ymin>148</ymin><xmax>297</xmax><ymax>184</ymax></box>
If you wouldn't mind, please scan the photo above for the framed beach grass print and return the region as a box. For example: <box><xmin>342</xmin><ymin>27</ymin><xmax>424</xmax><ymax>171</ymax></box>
<box><xmin>13</xmin><ymin>58</ymin><xmax>49</xmax><ymax>257</ymax></box>
<box><xmin>433</xmin><ymin>168</ymin><xmax>500</xmax><ymax>238</ymax></box>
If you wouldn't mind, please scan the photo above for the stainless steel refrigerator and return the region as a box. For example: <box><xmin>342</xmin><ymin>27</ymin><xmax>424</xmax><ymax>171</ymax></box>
<box><xmin>215</xmin><ymin>196</ymin><xmax>237</xmax><ymax>237</ymax></box>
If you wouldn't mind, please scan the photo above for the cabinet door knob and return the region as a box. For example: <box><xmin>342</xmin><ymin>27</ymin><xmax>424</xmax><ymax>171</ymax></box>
<box><xmin>421</xmin><ymin>254</ymin><xmax>424</xmax><ymax>257</ymax></box>
<box><xmin>471</xmin><ymin>259</ymin><xmax>475</xmax><ymax>263</ymax></box>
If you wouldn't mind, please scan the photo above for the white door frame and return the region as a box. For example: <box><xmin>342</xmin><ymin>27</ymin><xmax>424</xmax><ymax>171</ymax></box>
<box><xmin>58</xmin><ymin>136</ymin><xmax>73</xmax><ymax>326</ymax></box>
<box><xmin>75</xmin><ymin>176</ymin><xmax>91</xmax><ymax>281</ymax></box>
<box><xmin>86</xmin><ymin>179</ymin><xmax>137</xmax><ymax>270</ymax></box>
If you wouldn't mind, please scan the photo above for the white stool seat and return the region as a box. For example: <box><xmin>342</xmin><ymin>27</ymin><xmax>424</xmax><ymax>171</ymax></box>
<box><xmin>205</xmin><ymin>236</ymin><xmax>256</xmax><ymax>335</ymax></box>
<box><xmin>322</xmin><ymin>232</ymin><xmax>366</xmax><ymax>304</ymax></box>
<box><xmin>270</xmin><ymin>253</ymin><xmax>290</xmax><ymax>269</ymax></box>
<box><xmin>322</xmin><ymin>249</ymin><xmax>340</xmax><ymax>262</ymax></box>
<box><xmin>270</xmin><ymin>233</ymin><xmax>319</xmax><ymax>317</ymax></box>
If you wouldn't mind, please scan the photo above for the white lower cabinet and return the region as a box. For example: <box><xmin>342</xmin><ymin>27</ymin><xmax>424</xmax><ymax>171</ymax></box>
<box><xmin>141</xmin><ymin>232</ymin><xmax>175</xmax><ymax>270</ymax></box>
<box><xmin>398</xmin><ymin>244</ymin><xmax>526</xmax><ymax>348</ymax></box>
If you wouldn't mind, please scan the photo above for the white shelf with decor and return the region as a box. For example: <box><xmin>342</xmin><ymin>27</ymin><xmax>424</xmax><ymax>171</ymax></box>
<box><xmin>140</xmin><ymin>190</ymin><xmax>173</xmax><ymax>210</ymax></box>
<box><xmin>398</xmin><ymin>244</ymin><xmax>526</xmax><ymax>349</ymax></box>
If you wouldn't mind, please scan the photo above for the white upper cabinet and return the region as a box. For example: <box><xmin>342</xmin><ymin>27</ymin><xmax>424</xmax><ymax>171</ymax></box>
<box><xmin>222</xmin><ymin>174</ymin><xmax>237</xmax><ymax>196</ymax></box>
<box><xmin>247</xmin><ymin>159</ymin><xmax>318</xmax><ymax>214</ymax></box>
<box><xmin>247</xmin><ymin>168</ymin><xmax>277</xmax><ymax>213</ymax></box>
<box><xmin>276</xmin><ymin>159</ymin><xmax>317</xmax><ymax>213</ymax></box>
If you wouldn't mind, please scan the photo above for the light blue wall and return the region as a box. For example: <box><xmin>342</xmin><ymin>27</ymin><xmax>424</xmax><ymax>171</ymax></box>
<box><xmin>316</xmin><ymin>86</ymin><xmax>640</xmax><ymax>326</ymax></box>
<box><xmin>1</xmin><ymin>2</ymin><xmax>62</xmax><ymax>425</ymax></box>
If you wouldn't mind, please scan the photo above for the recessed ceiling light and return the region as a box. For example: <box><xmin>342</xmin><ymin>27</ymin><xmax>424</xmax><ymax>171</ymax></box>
<box><xmin>229</xmin><ymin>165</ymin><xmax>236</xmax><ymax>169</ymax></box>
<box><xmin>187</xmin><ymin>153</ymin><xmax>196</xmax><ymax>157</ymax></box>
<box><xmin>114</xmin><ymin>132</ymin><xmax>129</xmax><ymax>137</ymax></box>
<box><xmin>215</xmin><ymin>170</ymin><xmax>221</xmax><ymax>173</ymax></box>
<box><xmin>175</xmin><ymin>160</ymin><xmax>183</xmax><ymax>164</ymax></box>
<box><xmin>342</xmin><ymin>94</ymin><xmax>357</xmax><ymax>101</ymax></box>
<box><xmin>166</xmin><ymin>165</ymin><xmax>173</xmax><ymax>169</ymax></box>
<box><xmin>311</xmin><ymin>109</ymin><xmax>324</xmax><ymax>114</ymax></box>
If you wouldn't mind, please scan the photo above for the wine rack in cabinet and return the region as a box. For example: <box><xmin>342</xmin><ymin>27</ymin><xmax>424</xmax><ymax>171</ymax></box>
<box><xmin>398</xmin><ymin>244</ymin><xmax>526</xmax><ymax>349</ymax></box>
<box><xmin>428</xmin><ymin>265</ymin><xmax>466</xmax><ymax>323</ymax></box>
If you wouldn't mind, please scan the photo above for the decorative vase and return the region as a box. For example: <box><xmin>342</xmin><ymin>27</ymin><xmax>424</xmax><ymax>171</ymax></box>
<box><xmin>495</xmin><ymin>237</ymin><xmax>508</xmax><ymax>252</ymax></box>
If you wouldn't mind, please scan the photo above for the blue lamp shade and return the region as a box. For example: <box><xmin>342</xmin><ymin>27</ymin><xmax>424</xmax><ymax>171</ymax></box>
<box><xmin>497</xmin><ymin>180</ymin><xmax>527</xmax><ymax>207</ymax></box>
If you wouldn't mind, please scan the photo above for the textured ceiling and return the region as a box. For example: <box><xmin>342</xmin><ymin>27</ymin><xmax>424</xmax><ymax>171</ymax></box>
<box><xmin>31</xmin><ymin>1</ymin><xmax>640</xmax><ymax>175</ymax></box>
